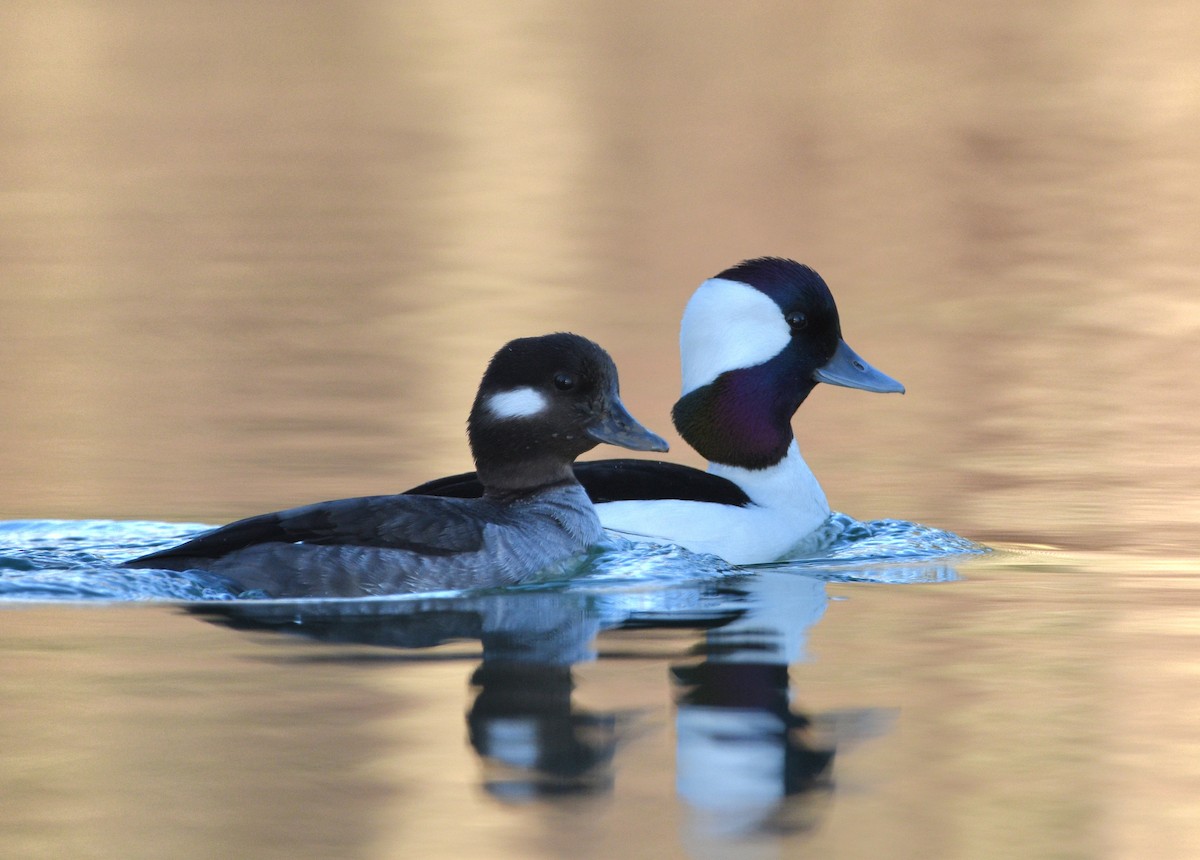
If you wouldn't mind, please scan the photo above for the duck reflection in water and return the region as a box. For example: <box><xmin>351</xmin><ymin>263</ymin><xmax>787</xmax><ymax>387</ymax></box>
<box><xmin>467</xmin><ymin>660</ymin><xmax>621</xmax><ymax>799</ymax></box>
<box><xmin>671</xmin><ymin>570</ymin><xmax>838</xmax><ymax>840</ymax></box>
<box><xmin>187</xmin><ymin>559</ymin><xmax>930</xmax><ymax>820</ymax></box>
<box><xmin>189</xmin><ymin>589</ymin><xmax>626</xmax><ymax>798</ymax></box>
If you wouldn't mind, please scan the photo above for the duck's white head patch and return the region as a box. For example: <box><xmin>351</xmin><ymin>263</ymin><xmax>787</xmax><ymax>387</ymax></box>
<box><xmin>486</xmin><ymin>387</ymin><xmax>549</xmax><ymax>419</ymax></box>
<box><xmin>679</xmin><ymin>277</ymin><xmax>791</xmax><ymax>395</ymax></box>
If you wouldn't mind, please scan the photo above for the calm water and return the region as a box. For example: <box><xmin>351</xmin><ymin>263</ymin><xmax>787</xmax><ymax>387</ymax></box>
<box><xmin>3</xmin><ymin>2</ymin><xmax>1200</xmax><ymax>858</ymax></box>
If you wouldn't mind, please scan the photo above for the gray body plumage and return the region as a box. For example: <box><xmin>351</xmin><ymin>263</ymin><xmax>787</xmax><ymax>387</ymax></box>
<box><xmin>133</xmin><ymin>483</ymin><xmax>603</xmax><ymax>597</ymax></box>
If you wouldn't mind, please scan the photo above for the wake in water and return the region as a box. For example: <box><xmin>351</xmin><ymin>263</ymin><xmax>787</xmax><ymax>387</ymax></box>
<box><xmin>0</xmin><ymin>514</ymin><xmax>986</xmax><ymax>603</ymax></box>
<box><xmin>0</xmin><ymin>520</ymin><xmax>234</xmax><ymax>601</ymax></box>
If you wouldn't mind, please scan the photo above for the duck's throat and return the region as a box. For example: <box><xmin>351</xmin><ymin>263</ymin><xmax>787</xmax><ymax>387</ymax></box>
<box><xmin>672</xmin><ymin>374</ymin><xmax>806</xmax><ymax>470</ymax></box>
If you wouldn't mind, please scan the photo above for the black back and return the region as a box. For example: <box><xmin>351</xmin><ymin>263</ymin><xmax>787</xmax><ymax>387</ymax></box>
<box><xmin>407</xmin><ymin>459</ymin><xmax>752</xmax><ymax>507</ymax></box>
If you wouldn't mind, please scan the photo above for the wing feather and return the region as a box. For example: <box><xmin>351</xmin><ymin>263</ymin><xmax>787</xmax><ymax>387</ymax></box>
<box><xmin>126</xmin><ymin>494</ymin><xmax>490</xmax><ymax>567</ymax></box>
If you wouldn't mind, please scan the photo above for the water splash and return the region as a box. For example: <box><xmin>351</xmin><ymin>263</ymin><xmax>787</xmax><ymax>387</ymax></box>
<box><xmin>750</xmin><ymin>512</ymin><xmax>989</xmax><ymax>584</ymax></box>
<box><xmin>0</xmin><ymin>520</ymin><xmax>233</xmax><ymax>601</ymax></box>
<box><xmin>821</xmin><ymin>512</ymin><xmax>987</xmax><ymax>561</ymax></box>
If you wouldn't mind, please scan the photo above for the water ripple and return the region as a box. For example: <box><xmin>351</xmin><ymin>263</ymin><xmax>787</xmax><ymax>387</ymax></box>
<box><xmin>0</xmin><ymin>513</ymin><xmax>985</xmax><ymax>603</ymax></box>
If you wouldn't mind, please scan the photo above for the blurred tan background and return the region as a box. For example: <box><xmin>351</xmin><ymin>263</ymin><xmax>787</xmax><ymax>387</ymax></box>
<box><xmin>3</xmin><ymin>1</ymin><xmax>1199</xmax><ymax>552</ymax></box>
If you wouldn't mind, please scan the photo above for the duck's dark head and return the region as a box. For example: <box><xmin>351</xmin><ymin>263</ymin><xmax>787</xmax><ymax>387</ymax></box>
<box><xmin>672</xmin><ymin>258</ymin><xmax>903</xmax><ymax>470</ymax></box>
<box><xmin>469</xmin><ymin>333</ymin><xmax>668</xmax><ymax>494</ymax></box>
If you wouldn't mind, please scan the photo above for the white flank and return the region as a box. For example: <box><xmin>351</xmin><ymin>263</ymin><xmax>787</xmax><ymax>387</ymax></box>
<box><xmin>596</xmin><ymin>442</ymin><xmax>830</xmax><ymax>565</ymax></box>
<box><xmin>679</xmin><ymin>277</ymin><xmax>791</xmax><ymax>395</ymax></box>
<box><xmin>486</xmin><ymin>386</ymin><xmax>549</xmax><ymax>419</ymax></box>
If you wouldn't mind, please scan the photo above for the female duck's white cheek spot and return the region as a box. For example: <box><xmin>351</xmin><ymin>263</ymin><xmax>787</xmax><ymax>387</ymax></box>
<box><xmin>486</xmin><ymin>387</ymin><xmax>549</xmax><ymax>419</ymax></box>
<box><xmin>679</xmin><ymin>277</ymin><xmax>792</xmax><ymax>395</ymax></box>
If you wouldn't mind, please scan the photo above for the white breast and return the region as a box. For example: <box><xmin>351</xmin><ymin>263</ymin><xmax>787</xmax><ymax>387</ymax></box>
<box><xmin>595</xmin><ymin>442</ymin><xmax>831</xmax><ymax>565</ymax></box>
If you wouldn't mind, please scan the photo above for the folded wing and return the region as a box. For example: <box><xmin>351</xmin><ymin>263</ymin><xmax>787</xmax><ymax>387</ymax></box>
<box><xmin>127</xmin><ymin>494</ymin><xmax>489</xmax><ymax>568</ymax></box>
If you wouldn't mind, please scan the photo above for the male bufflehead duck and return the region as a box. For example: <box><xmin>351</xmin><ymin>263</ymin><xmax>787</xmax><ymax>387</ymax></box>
<box><xmin>408</xmin><ymin>258</ymin><xmax>903</xmax><ymax>564</ymax></box>
<box><xmin>124</xmin><ymin>333</ymin><xmax>668</xmax><ymax>597</ymax></box>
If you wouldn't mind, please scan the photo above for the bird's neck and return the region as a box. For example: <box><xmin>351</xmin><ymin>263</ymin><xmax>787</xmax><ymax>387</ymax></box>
<box><xmin>672</xmin><ymin>364</ymin><xmax>815</xmax><ymax>470</ymax></box>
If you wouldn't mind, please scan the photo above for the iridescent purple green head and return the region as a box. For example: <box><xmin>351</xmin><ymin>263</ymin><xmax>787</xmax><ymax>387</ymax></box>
<box><xmin>671</xmin><ymin>257</ymin><xmax>904</xmax><ymax>470</ymax></box>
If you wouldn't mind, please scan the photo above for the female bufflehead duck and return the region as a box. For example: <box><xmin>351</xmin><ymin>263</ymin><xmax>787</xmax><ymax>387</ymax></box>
<box><xmin>408</xmin><ymin>258</ymin><xmax>903</xmax><ymax>564</ymax></box>
<box><xmin>124</xmin><ymin>333</ymin><xmax>668</xmax><ymax>597</ymax></box>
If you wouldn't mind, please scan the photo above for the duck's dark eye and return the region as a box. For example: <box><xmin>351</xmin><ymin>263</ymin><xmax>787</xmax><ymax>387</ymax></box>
<box><xmin>785</xmin><ymin>310</ymin><xmax>808</xmax><ymax>332</ymax></box>
<box><xmin>553</xmin><ymin>372</ymin><xmax>577</xmax><ymax>391</ymax></box>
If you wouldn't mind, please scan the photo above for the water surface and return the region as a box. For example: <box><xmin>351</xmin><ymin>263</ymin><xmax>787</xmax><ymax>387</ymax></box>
<box><xmin>2</xmin><ymin>2</ymin><xmax>1199</xmax><ymax>858</ymax></box>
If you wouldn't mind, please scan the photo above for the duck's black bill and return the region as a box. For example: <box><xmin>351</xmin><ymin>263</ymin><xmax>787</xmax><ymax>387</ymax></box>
<box><xmin>812</xmin><ymin>338</ymin><xmax>905</xmax><ymax>394</ymax></box>
<box><xmin>587</xmin><ymin>396</ymin><xmax>670</xmax><ymax>452</ymax></box>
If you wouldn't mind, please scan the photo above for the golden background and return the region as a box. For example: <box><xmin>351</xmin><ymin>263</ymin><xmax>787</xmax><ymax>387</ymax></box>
<box><xmin>2</xmin><ymin>4</ymin><xmax>1199</xmax><ymax>858</ymax></box>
